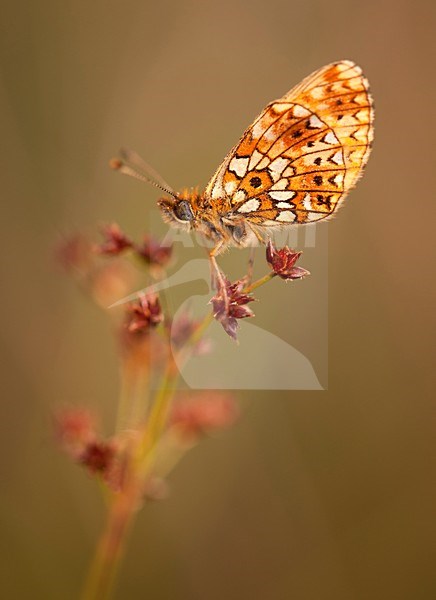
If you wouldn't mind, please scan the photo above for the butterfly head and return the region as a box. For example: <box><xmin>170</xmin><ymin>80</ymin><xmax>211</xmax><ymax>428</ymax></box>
<box><xmin>158</xmin><ymin>190</ymin><xmax>200</xmax><ymax>232</ymax></box>
<box><xmin>162</xmin><ymin>198</ymin><xmax>194</xmax><ymax>224</ymax></box>
<box><xmin>158</xmin><ymin>189</ymin><xmax>229</xmax><ymax>246</ymax></box>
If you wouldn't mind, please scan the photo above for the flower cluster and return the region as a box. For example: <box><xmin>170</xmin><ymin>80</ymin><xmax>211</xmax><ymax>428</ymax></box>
<box><xmin>55</xmin><ymin>389</ymin><xmax>239</xmax><ymax>492</ymax></box>
<box><xmin>210</xmin><ymin>276</ymin><xmax>255</xmax><ymax>341</ymax></box>
<box><xmin>170</xmin><ymin>392</ymin><xmax>239</xmax><ymax>441</ymax></box>
<box><xmin>54</xmin><ymin>407</ymin><xmax>96</xmax><ymax>456</ymax></box>
<box><xmin>94</xmin><ymin>224</ymin><xmax>173</xmax><ymax>272</ymax></box>
<box><xmin>56</xmin><ymin>227</ymin><xmax>173</xmax><ymax>309</ymax></box>
<box><xmin>80</xmin><ymin>440</ymin><xmax>117</xmax><ymax>474</ymax></box>
<box><xmin>136</xmin><ymin>234</ymin><xmax>173</xmax><ymax>268</ymax></box>
<box><xmin>124</xmin><ymin>293</ymin><xmax>164</xmax><ymax>334</ymax></box>
<box><xmin>95</xmin><ymin>223</ymin><xmax>133</xmax><ymax>256</ymax></box>
<box><xmin>266</xmin><ymin>240</ymin><xmax>310</xmax><ymax>280</ymax></box>
<box><xmin>54</xmin><ymin>408</ymin><xmax>119</xmax><ymax>487</ymax></box>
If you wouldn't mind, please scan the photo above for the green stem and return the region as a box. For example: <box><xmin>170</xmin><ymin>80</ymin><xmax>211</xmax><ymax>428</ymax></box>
<box><xmin>129</xmin><ymin>369</ymin><xmax>149</xmax><ymax>429</ymax></box>
<box><xmin>81</xmin><ymin>484</ymin><xmax>139</xmax><ymax>600</ymax></box>
<box><xmin>139</xmin><ymin>355</ymin><xmax>179</xmax><ymax>464</ymax></box>
<box><xmin>115</xmin><ymin>364</ymin><xmax>150</xmax><ymax>432</ymax></box>
<box><xmin>243</xmin><ymin>271</ymin><xmax>277</xmax><ymax>293</ymax></box>
<box><xmin>115</xmin><ymin>367</ymin><xmax>134</xmax><ymax>433</ymax></box>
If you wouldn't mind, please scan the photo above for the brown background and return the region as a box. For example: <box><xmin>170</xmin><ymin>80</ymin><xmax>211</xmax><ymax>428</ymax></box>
<box><xmin>1</xmin><ymin>0</ymin><xmax>435</xmax><ymax>598</ymax></box>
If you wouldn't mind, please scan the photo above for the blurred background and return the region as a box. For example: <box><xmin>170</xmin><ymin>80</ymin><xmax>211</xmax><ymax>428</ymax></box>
<box><xmin>1</xmin><ymin>0</ymin><xmax>435</xmax><ymax>598</ymax></box>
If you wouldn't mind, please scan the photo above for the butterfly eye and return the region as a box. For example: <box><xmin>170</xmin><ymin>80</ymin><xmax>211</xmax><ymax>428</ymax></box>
<box><xmin>174</xmin><ymin>200</ymin><xmax>194</xmax><ymax>222</ymax></box>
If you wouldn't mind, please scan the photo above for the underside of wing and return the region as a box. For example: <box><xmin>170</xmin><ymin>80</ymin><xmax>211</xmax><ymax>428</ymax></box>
<box><xmin>205</xmin><ymin>60</ymin><xmax>374</xmax><ymax>226</ymax></box>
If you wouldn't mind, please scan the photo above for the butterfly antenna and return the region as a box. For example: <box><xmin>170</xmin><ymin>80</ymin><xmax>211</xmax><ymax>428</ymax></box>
<box><xmin>110</xmin><ymin>149</ymin><xmax>178</xmax><ymax>199</ymax></box>
<box><xmin>119</xmin><ymin>148</ymin><xmax>176</xmax><ymax>192</ymax></box>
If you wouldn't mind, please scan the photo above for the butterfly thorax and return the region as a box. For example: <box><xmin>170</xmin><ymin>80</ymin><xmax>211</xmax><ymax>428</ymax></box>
<box><xmin>158</xmin><ymin>188</ymin><xmax>254</xmax><ymax>251</ymax></box>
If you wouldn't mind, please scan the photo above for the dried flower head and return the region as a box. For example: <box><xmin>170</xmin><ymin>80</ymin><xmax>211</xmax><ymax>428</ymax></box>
<box><xmin>54</xmin><ymin>408</ymin><xmax>97</xmax><ymax>458</ymax></box>
<box><xmin>135</xmin><ymin>235</ymin><xmax>173</xmax><ymax>268</ymax></box>
<box><xmin>266</xmin><ymin>240</ymin><xmax>310</xmax><ymax>280</ymax></box>
<box><xmin>95</xmin><ymin>223</ymin><xmax>133</xmax><ymax>256</ymax></box>
<box><xmin>170</xmin><ymin>392</ymin><xmax>239</xmax><ymax>440</ymax></box>
<box><xmin>80</xmin><ymin>440</ymin><xmax>117</xmax><ymax>475</ymax></box>
<box><xmin>210</xmin><ymin>277</ymin><xmax>255</xmax><ymax>340</ymax></box>
<box><xmin>124</xmin><ymin>293</ymin><xmax>164</xmax><ymax>334</ymax></box>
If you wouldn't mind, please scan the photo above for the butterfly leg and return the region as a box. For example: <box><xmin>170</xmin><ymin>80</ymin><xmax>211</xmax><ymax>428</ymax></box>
<box><xmin>209</xmin><ymin>242</ymin><xmax>229</xmax><ymax>311</ymax></box>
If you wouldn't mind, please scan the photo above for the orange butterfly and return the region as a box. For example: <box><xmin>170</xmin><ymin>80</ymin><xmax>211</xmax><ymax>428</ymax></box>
<box><xmin>113</xmin><ymin>60</ymin><xmax>373</xmax><ymax>268</ymax></box>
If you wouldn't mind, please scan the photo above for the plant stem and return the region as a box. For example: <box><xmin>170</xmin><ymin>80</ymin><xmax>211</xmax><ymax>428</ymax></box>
<box><xmin>139</xmin><ymin>354</ymin><xmax>179</xmax><ymax>463</ymax></box>
<box><xmin>243</xmin><ymin>271</ymin><xmax>277</xmax><ymax>293</ymax></box>
<box><xmin>115</xmin><ymin>367</ymin><xmax>134</xmax><ymax>433</ymax></box>
<box><xmin>81</xmin><ymin>479</ymin><xmax>139</xmax><ymax>600</ymax></box>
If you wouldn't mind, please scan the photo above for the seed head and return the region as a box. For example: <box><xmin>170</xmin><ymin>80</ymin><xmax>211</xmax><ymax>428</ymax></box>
<box><xmin>266</xmin><ymin>240</ymin><xmax>310</xmax><ymax>280</ymax></box>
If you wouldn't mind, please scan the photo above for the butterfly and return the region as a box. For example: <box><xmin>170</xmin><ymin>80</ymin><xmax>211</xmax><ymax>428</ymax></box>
<box><xmin>113</xmin><ymin>60</ymin><xmax>373</xmax><ymax>266</ymax></box>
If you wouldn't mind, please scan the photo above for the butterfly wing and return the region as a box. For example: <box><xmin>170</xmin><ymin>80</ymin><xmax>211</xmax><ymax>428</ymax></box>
<box><xmin>204</xmin><ymin>60</ymin><xmax>373</xmax><ymax>225</ymax></box>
